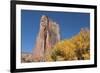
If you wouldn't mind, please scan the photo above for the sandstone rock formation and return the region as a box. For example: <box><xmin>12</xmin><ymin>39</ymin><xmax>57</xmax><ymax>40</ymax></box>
<box><xmin>21</xmin><ymin>53</ymin><xmax>33</xmax><ymax>63</ymax></box>
<box><xmin>32</xmin><ymin>15</ymin><xmax>60</xmax><ymax>62</ymax></box>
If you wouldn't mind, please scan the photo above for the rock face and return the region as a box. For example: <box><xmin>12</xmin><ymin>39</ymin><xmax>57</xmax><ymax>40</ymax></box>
<box><xmin>32</xmin><ymin>15</ymin><xmax>60</xmax><ymax>62</ymax></box>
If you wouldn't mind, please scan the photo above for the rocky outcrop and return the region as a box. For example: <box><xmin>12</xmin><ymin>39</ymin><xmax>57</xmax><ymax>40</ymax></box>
<box><xmin>32</xmin><ymin>15</ymin><xmax>60</xmax><ymax>62</ymax></box>
<box><xmin>21</xmin><ymin>53</ymin><xmax>33</xmax><ymax>63</ymax></box>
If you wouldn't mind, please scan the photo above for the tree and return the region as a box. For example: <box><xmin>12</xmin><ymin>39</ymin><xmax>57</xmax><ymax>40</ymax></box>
<box><xmin>46</xmin><ymin>28</ymin><xmax>90</xmax><ymax>61</ymax></box>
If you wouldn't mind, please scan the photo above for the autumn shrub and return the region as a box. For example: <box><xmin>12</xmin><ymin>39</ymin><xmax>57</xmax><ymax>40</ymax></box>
<box><xmin>46</xmin><ymin>28</ymin><xmax>90</xmax><ymax>61</ymax></box>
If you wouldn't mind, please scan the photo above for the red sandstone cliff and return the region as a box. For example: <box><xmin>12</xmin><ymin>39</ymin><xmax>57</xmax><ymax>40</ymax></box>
<box><xmin>32</xmin><ymin>15</ymin><xmax>60</xmax><ymax>62</ymax></box>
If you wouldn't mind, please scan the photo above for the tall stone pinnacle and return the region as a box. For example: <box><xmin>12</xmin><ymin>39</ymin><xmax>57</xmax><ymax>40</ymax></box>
<box><xmin>32</xmin><ymin>15</ymin><xmax>60</xmax><ymax>62</ymax></box>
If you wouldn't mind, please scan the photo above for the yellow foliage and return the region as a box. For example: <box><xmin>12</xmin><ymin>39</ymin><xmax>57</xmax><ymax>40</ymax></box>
<box><xmin>46</xmin><ymin>28</ymin><xmax>90</xmax><ymax>61</ymax></box>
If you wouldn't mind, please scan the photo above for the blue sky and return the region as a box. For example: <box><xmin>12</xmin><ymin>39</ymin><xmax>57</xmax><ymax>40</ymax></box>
<box><xmin>21</xmin><ymin>10</ymin><xmax>90</xmax><ymax>53</ymax></box>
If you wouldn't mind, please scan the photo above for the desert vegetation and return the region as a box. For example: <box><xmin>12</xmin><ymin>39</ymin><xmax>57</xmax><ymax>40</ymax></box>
<box><xmin>45</xmin><ymin>28</ymin><xmax>90</xmax><ymax>61</ymax></box>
